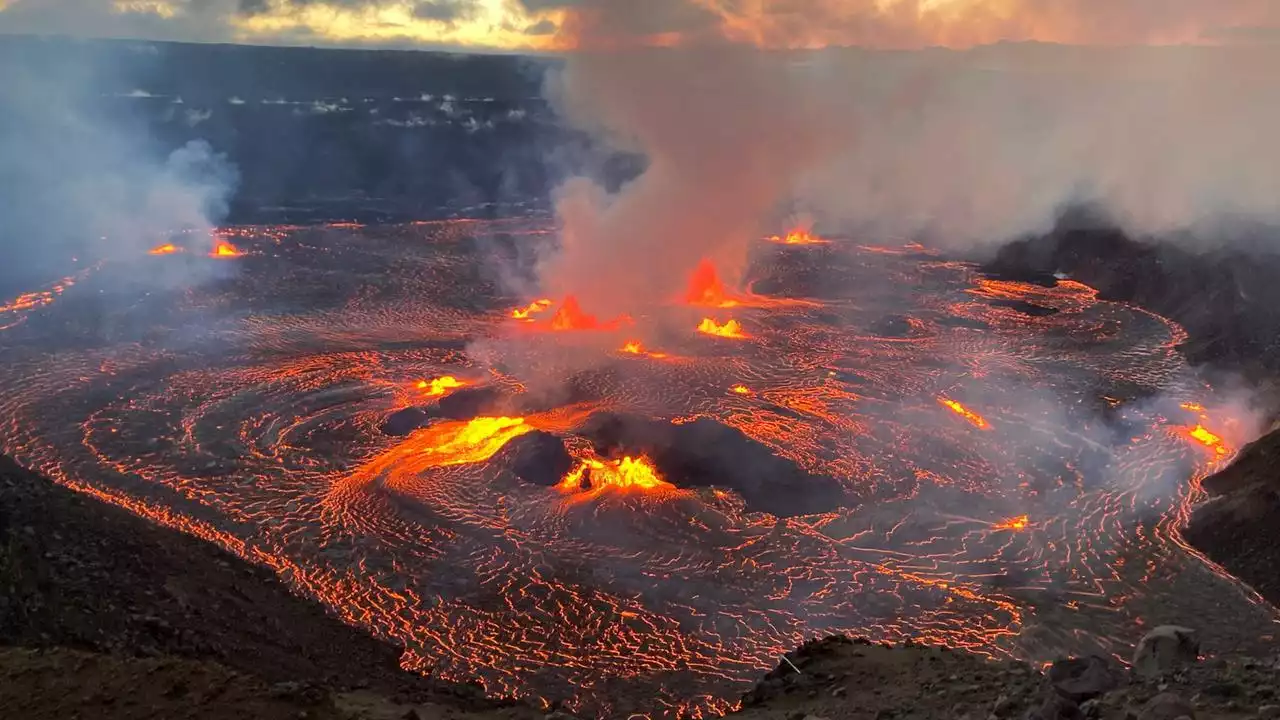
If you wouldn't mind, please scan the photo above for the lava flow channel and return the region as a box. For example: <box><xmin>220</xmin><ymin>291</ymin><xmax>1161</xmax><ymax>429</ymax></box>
<box><xmin>0</xmin><ymin>219</ymin><xmax>1274</xmax><ymax>720</ymax></box>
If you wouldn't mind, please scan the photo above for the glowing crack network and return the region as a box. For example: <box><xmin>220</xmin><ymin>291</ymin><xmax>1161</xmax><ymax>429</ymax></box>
<box><xmin>0</xmin><ymin>218</ymin><xmax>1273</xmax><ymax>719</ymax></box>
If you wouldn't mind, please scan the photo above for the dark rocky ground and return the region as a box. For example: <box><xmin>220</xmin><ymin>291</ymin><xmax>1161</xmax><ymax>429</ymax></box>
<box><xmin>1181</xmin><ymin>431</ymin><xmax>1280</xmax><ymax>608</ymax></box>
<box><xmin>0</xmin><ymin>453</ymin><xmax>541</xmax><ymax>720</ymax></box>
<box><xmin>984</xmin><ymin>215</ymin><xmax>1280</xmax><ymax>611</ymax></box>
<box><xmin>4</xmin><ymin>449</ymin><xmax>1280</xmax><ymax>719</ymax></box>
<box><xmin>733</xmin><ymin>633</ymin><xmax>1280</xmax><ymax>720</ymax></box>
<box><xmin>985</xmin><ymin>217</ymin><xmax>1280</xmax><ymax>387</ymax></box>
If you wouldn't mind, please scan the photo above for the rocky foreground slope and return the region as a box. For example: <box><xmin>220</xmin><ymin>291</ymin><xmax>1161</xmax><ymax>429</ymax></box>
<box><xmin>1182</xmin><ymin>428</ymin><xmax>1280</xmax><ymax>608</ymax></box>
<box><xmin>0</xmin><ymin>453</ymin><xmax>537</xmax><ymax>720</ymax></box>
<box><xmin>4</xmin><ymin>452</ymin><xmax>1280</xmax><ymax>720</ymax></box>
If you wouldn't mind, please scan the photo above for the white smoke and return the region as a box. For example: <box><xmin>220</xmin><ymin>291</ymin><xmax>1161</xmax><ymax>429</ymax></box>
<box><xmin>0</xmin><ymin>43</ymin><xmax>239</xmax><ymax>285</ymax></box>
<box><xmin>533</xmin><ymin>1</ymin><xmax>1280</xmax><ymax>315</ymax></box>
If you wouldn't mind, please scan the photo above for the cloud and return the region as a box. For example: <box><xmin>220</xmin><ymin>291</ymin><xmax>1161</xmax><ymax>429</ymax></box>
<box><xmin>524</xmin><ymin>17</ymin><xmax>555</xmax><ymax>35</ymax></box>
<box><xmin>525</xmin><ymin>0</ymin><xmax>1280</xmax><ymax>330</ymax></box>
<box><xmin>0</xmin><ymin>0</ymin><xmax>554</xmax><ymax>50</ymax></box>
<box><xmin>412</xmin><ymin>0</ymin><xmax>474</xmax><ymax>23</ymax></box>
<box><xmin>236</xmin><ymin>0</ymin><xmax>476</xmax><ymax>24</ymax></box>
<box><xmin>5</xmin><ymin>0</ymin><xmax>1279</xmax><ymax>50</ymax></box>
<box><xmin>535</xmin><ymin>0</ymin><xmax>1280</xmax><ymax>49</ymax></box>
<box><xmin>0</xmin><ymin>0</ymin><xmax>238</xmax><ymax>43</ymax></box>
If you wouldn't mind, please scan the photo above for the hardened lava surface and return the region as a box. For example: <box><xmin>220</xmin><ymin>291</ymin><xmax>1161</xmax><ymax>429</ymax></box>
<box><xmin>0</xmin><ymin>220</ymin><xmax>1275</xmax><ymax>718</ymax></box>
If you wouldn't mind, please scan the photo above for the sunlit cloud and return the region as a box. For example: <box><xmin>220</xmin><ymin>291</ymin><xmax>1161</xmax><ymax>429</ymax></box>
<box><xmin>544</xmin><ymin>0</ymin><xmax>1280</xmax><ymax>50</ymax></box>
<box><xmin>1</xmin><ymin>0</ymin><xmax>1277</xmax><ymax>50</ymax></box>
<box><xmin>229</xmin><ymin>0</ymin><xmax>564</xmax><ymax>50</ymax></box>
<box><xmin>113</xmin><ymin>0</ymin><xmax>179</xmax><ymax>18</ymax></box>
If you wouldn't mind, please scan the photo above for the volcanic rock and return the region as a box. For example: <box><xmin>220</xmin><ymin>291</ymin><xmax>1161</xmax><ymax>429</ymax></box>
<box><xmin>1047</xmin><ymin>656</ymin><xmax>1120</xmax><ymax>703</ymax></box>
<box><xmin>1026</xmin><ymin>692</ymin><xmax>1082</xmax><ymax>720</ymax></box>
<box><xmin>381</xmin><ymin>407</ymin><xmax>429</xmax><ymax>436</ymax></box>
<box><xmin>869</xmin><ymin>315</ymin><xmax>915</xmax><ymax>337</ymax></box>
<box><xmin>432</xmin><ymin>386</ymin><xmax>507</xmax><ymax>420</ymax></box>
<box><xmin>494</xmin><ymin>431</ymin><xmax>573</xmax><ymax>487</ymax></box>
<box><xmin>1183</xmin><ymin>431</ymin><xmax>1280</xmax><ymax>607</ymax></box>
<box><xmin>1132</xmin><ymin>627</ymin><xmax>1200</xmax><ymax>679</ymax></box>
<box><xmin>984</xmin><ymin>214</ymin><xmax>1280</xmax><ymax>375</ymax></box>
<box><xmin>1137</xmin><ymin>692</ymin><xmax>1195</xmax><ymax>720</ymax></box>
<box><xmin>989</xmin><ymin>299</ymin><xmax>1060</xmax><ymax>317</ymax></box>
<box><xmin>578</xmin><ymin>413</ymin><xmax>850</xmax><ymax>516</ymax></box>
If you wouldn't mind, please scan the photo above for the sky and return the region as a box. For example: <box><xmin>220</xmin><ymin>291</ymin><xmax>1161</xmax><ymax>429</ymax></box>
<box><xmin>0</xmin><ymin>0</ymin><xmax>1278</xmax><ymax>52</ymax></box>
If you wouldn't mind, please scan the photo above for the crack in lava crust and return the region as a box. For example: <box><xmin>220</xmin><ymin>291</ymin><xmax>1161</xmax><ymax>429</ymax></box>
<box><xmin>0</xmin><ymin>219</ymin><xmax>1276</xmax><ymax>718</ymax></box>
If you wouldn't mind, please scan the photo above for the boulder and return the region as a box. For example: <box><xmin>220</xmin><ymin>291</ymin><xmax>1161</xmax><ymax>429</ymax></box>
<box><xmin>1047</xmin><ymin>656</ymin><xmax>1120</xmax><ymax>703</ymax></box>
<box><xmin>1132</xmin><ymin>626</ymin><xmax>1199</xmax><ymax>679</ymax></box>
<box><xmin>1136</xmin><ymin>692</ymin><xmax>1194</xmax><ymax>720</ymax></box>
<box><xmin>496</xmin><ymin>431</ymin><xmax>574</xmax><ymax>487</ymax></box>
<box><xmin>381</xmin><ymin>407</ymin><xmax>429</xmax><ymax>436</ymax></box>
<box><xmin>1025</xmin><ymin>693</ymin><xmax>1082</xmax><ymax>720</ymax></box>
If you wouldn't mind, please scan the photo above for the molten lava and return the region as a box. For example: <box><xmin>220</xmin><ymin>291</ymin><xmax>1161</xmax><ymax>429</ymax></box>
<box><xmin>697</xmin><ymin>318</ymin><xmax>748</xmax><ymax>339</ymax></box>
<box><xmin>1187</xmin><ymin>424</ymin><xmax>1229</xmax><ymax>456</ymax></box>
<box><xmin>558</xmin><ymin>454</ymin><xmax>673</xmax><ymax>494</ymax></box>
<box><xmin>683</xmin><ymin>258</ymin><xmax>818</xmax><ymax>310</ymax></box>
<box><xmin>685</xmin><ymin>259</ymin><xmax>739</xmax><ymax>308</ymax></box>
<box><xmin>148</xmin><ymin>243</ymin><xmax>180</xmax><ymax>255</ymax></box>
<box><xmin>415</xmin><ymin>376</ymin><xmax>466</xmax><ymax>397</ymax></box>
<box><xmin>770</xmin><ymin>229</ymin><xmax>828</xmax><ymax>245</ymax></box>
<box><xmin>993</xmin><ymin>514</ymin><xmax>1029</xmax><ymax>531</ymax></box>
<box><xmin>13</xmin><ymin>220</ymin><xmax>1268</xmax><ymax>720</ymax></box>
<box><xmin>210</xmin><ymin>239</ymin><xmax>243</xmax><ymax>258</ymax></box>
<box><xmin>550</xmin><ymin>296</ymin><xmax>599</xmax><ymax>330</ymax></box>
<box><xmin>938</xmin><ymin>397</ymin><xmax>990</xmax><ymax>429</ymax></box>
<box><xmin>511</xmin><ymin>299</ymin><xmax>553</xmax><ymax>321</ymax></box>
<box><xmin>410</xmin><ymin>416</ymin><xmax>532</xmax><ymax>468</ymax></box>
<box><xmin>532</xmin><ymin>296</ymin><xmax>630</xmax><ymax>332</ymax></box>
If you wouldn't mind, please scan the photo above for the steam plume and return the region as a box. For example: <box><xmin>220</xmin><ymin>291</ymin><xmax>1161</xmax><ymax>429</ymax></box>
<box><xmin>536</xmin><ymin>0</ymin><xmax>1280</xmax><ymax>315</ymax></box>
<box><xmin>538</xmin><ymin>44</ymin><xmax>836</xmax><ymax>317</ymax></box>
<box><xmin>0</xmin><ymin>42</ymin><xmax>238</xmax><ymax>290</ymax></box>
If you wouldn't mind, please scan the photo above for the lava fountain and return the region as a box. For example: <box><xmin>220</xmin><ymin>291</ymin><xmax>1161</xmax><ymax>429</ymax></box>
<box><xmin>210</xmin><ymin>239</ymin><xmax>243</xmax><ymax>258</ymax></box>
<box><xmin>697</xmin><ymin>317</ymin><xmax>748</xmax><ymax>339</ymax></box>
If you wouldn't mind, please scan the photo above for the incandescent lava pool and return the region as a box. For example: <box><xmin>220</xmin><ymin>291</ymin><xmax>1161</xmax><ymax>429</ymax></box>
<box><xmin>0</xmin><ymin>219</ymin><xmax>1276</xmax><ymax>718</ymax></box>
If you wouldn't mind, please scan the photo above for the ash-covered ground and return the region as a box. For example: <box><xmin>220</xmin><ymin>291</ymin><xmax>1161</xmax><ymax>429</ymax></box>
<box><xmin>0</xmin><ymin>220</ymin><xmax>1274</xmax><ymax>718</ymax></box>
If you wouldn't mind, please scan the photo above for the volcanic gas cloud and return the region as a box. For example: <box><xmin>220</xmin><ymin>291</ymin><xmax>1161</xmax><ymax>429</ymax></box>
<box><xmin>532</xmin><ymin>0</ymin><xmax>1280</xmax><ymax>316</ymax></box>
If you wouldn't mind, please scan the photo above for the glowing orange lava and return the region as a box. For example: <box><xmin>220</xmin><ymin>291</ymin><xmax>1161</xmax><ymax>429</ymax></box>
<box><xmin>558</xmin><ymin>455</ymin><xmax>673</xmax><ymax>494</ymax></box>
<box><xmin>532</xmin><ymin>296</ymin><xmax>630</xmax><ymax>332</ymax></box>
<box><xmin>550</xmin><ymin>296</ymin><xmax>600</xmax><ymax>330</ymax></box>
<box><xmin>682</xmin><ymin>258</ymin><xmax>819</xmax><ymax>310</ymax></box>
<box><xmin>1181</xmin><ymin>402</ymin><xmax>1206</xmax><ymax>413</ymax></box>
<box><xmin>769</xmin><ymin>229</ymin><xmax>828</xmax><ymax>245</ymax></box>
<box><xmin>938</xmin><ymin>397</ymin><xmax>990</xmax><ymax>429</ymax></box>
<box><xmin>415</xmin><ymin>375</ymin><xmax>466</xmax><ymax>397</ymax></box>
<box><xmin>405</xmin><ymin>416</ymin><xmax>532</xmax><ymax>468</ymax></box>
<box><xmin>685</xmin><ymin>259</ymin><xmax>739</xmax><ymax>308</ymax></box>
<box><xmin>730</xmin><ymin>385</ymin><xmax>752</xmax><ymax>395</ymax></box>
<box><xmin>148</xmin><ymin>243</ymin><xmax>180</xmax><ymax>255</ymax></box>
<box><xmin>511</xmin><ymin>298</ymin><xmax>553</xmax><ymax>320</ymax></box>
<box><xmin>697</xmin><ymin>318</ymin><xmax>748</xmax><ymax>339</ymax></box>
<box><xmin>618</xmin><ymin>340</ymin><xmax>670</xmax><ymax>360</ymax></box>
<box><xmin>1187</xmin><ymin>424</ymin><xmax>1229</xmax><ymax>456</ymax></box>
<box><xmin>993</xmin><ymin>514</ymin><xmax>1029</xmax><ymax>531</ymax></box>
<box><xmin>210</xmin><ymin>240</ymin><xmax>243</xmax><ymax>258</ymax></box>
